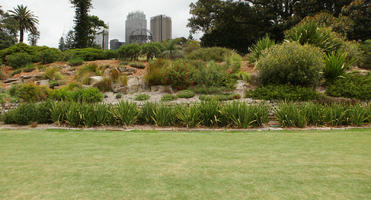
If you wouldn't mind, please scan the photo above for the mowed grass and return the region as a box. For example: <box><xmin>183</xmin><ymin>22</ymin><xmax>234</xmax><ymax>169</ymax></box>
<box><xmin>0</xmin><ymin>129</ymin><xmax>370</xmax><ymax>200</ymax></box>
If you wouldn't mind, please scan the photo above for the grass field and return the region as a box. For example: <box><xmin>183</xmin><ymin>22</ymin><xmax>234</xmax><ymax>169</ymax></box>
<box><xmin>0</xmin><ymin>129</ymin><xmax>370</xmax><ymax>200</ymax></box>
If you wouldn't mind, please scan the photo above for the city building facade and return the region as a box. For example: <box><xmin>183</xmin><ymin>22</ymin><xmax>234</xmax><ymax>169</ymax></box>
<box><xmin>150</xmin><ymin>15</ymin><xmax>172</xmax><ymax>42</ymax></box>
<box><xmin>125</xmin><ymin>11</ymin><xmax>148</xmax><ymax>44</ymax></box>
<box><xmin>94</xmin><ymin>29</ymin><xmax>109</xmax><ymax>50</ymax></box>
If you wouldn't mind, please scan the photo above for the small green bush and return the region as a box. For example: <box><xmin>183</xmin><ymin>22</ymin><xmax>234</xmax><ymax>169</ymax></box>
<box><xmin>326</xmin><ymin>72</ymin><xmax>371</xmax><ymax>100</ymax></box>
<box><xmin>129</xmin><ymin>62</ymin><xmax>146</xmax><ymax>69</ymax></box>
<box><xmin>135</xmin><ymin>94</ymin><xmax>150</xmax><ymax>101</ymax></box>
<box><xmin>245</xmin><ymin>85</ymin><xmax>323</xmax><ymax>101</ymax></box>
<box><xmin>113</xmin><ymin>101</ymin><xmax>139</xmax><ymax>126</ymax></box>
<box><xmin>199</xmin><ymin>94</ymin><xmax>240</xmax><ymax>101</ymax></box>
<box><xmin>94</xmin><ymin>78</ymin><xmax>112</xmax><ymax>92</ymax></box>
<box><xmin>44</xmin><ymin>66</ymin><xmax>63</xmax><ymax>80</ymax></box>
<box><xmin>64</xmin><ymin>48</ymin><xmax>105</xmax><ymax>61</ymax></box>
<box><xmin>9</xmin><ymin>83</ymin><xmax>50</xmax><ymax>102</ymax></box>
<box><xmin>285</xmin><ymin>22</ymin><xmax>344</xmax><ymax>54</ymax></box>
<box><xmin>359</xmin><ymin>39</ymin><xmax>371</xmax><ymax>69</ymax></box>
<box><xmin>191</xmin><ymin>86</ymin><xmax>227</xmax><ymax>94</ymax></box>
<box><xmin>324</xmin><ymin>52</ymin><xmax>355</xmax><ymax>82</ymax></box>
<box><xmin>68</xmin><ymin>57</ymin><xmax>84</xmax><ymax>66</ymax></box>
<box><xmin>161</xmin><ymin>94</ymin><xmax>178</xmax><ymax>102</ymax></box>
<box><xmin>118</xmin><ymin>43</ymin><xmax>141</xmax><ymax>61</ymax></box>
<box><xmin>115</xmin><ymin>93</ymin><xmax>122</xmax><ymax>99</ymax></box>
<box><xmin>276</xmin><ymin>103</ymin><xmax>307</xmax><ymax>128</ymax></box>
<box><xmin>175</xmin><ymin>104</ymin><xmax>200</xmax><ymax>128</ymax></box>
<box><xmin>225</xmin><ymin>54</ymin><xmax>242</xmax><ymax>73</ymax></box>
<box><xmin>50</xmin><ymin>101</ymin><xmax>71</xmax><ymax>124</ymax></box>
<box><xmin>138</xmin><ymin>102</ymin><xmax>157</xmax><ymax>125</ymax></box>
<box><xmin>145</xmin><ymin>59</ymin><xmax>170</xmax><ymax>86</ymax></box>
<box><xmin>11</xmin><ymin>69</ymin><xmax>22</xmax><ymax>76</ymax></box>
<box><xmin>198</xmin><ymin>101</ymin><xmax>221</xmax><ymax>127</ymax></box>
<box><xmin>176</xmin><ymin>90</ymin><xmax>195</xmax><ymax>98</ymax></box>
<box><xmin>257</xmin><ymin>42</ymin><xmax>324</xmax><ymax>87</ymax></box>
<box><xmin>71</xmin><ymin>87</ymin><xmax>104</xmax><ymax>103</ymax></box>
<box><xmin>248</xmin><ymin>35</ymin><xmax>275</xmax><ymax>63</ymax></box>
<box><xmin>38</xmin><ymin>48</ymin><xmax>63</xmax><ymax>64</ymax></box>
<box><xmin>162</xmin><ymin>59</ymin><xmax>196</xmax><ymax>90</ymax></box>
<box><xmin>36</xmin><ymin>100</ymin><xmax>53</xmax><ymax>124</ymax></box>
<box><xmin>220</xmin><ymin>102</ymin><xmax>269</xmax><ymax>128</ymax></box>
<box><xmin>186</xmin><ymin>47</ymin><xmax>233</xmax><ymax>62</ymax></box>
<box><xmin>152</xmin><ymin>104</ymin><xmax>177</xmax><ymax>127</ymax></box>
<box><xmin>95</xmin><ymin>103</ymin><xmax>115</xmax><ymax>126</ymax></box>
<box><xmin>194</xmin><ymin>61</ymin><xmax>235</xmax><ymax>89</ymax></box>
<box><xmin>10</xmin><ymin>103</ymin><xmax>38</xmax><ymax>125</ymax></box>
<box><xmin>7</xmin><ymin>52</ymin><xmax>33</xmax><ymax>69</ymax></box>
<box><xmin>23</xmin><ymin>64</ymin><xmax>36</xmax><ymax>73</ymax></box>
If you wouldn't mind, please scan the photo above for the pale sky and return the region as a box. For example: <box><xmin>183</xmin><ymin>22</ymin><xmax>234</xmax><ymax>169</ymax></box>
<box><xmin>0</xmin><ymin>0</ymin><xmax>202</xmax><ymax>48</ymax></box>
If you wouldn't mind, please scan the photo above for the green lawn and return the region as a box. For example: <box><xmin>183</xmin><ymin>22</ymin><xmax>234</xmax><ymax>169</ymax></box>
<box><xmin>0</xmin><ymin>129</ymin><xmax>370</xmax><ymax>200</ymax></box>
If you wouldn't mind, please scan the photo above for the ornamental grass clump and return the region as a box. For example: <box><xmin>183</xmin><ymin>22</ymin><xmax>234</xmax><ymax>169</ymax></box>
<box><xmin>198</xmin><ymin>100</ymin><xmax>221</xmax><ymax>127</ymax></box>
<box><xmin>138</xmin><ymin>102</ymin><xmax>158</xmax><ymax>125</ymax></box>
<box><xmin>324</xmin><ymin>52</ymin><xmax>355</xmax><ymax>82</ymax></box>
<box><xmin>275</xmin><ymin>103</ymin><xmax>307</xmax><ymax>128</ymax></box>
<box><xmin>220</xmin><ymin>102</ymin><xmax>269</xmax><ymax>128</ymax></box>
<box><xmin>113</xmin><ymin>101</ymin><xmax>139</xmax><ymax>126</ymax></box>
<box><xmin>152</xmin><ymin>104</ymin><xmax>177</xmax><ymax>127</ymax></box>
<box><xmin>176</xmin><ymin>104</ymin><xmax>201</xmax><ymax>128</ymax></box>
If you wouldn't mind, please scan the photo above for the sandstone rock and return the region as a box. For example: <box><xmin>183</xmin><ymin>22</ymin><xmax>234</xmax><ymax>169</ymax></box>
<box><xmin>150</xmin><ymin>85</ymin><xmax>173</xmax><ymax>93</ymax></box>
<box><xmin>4</xmin><ymin>78</ymin><xmax>19</xmax><ymax>84</ymax></box>
<box><xmin>89</xmin><ymin>76</ymin><xmax>103</xmax><ymax>85</ymax></box>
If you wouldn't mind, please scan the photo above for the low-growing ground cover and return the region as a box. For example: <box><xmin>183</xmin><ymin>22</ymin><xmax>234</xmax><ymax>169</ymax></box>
<box><xmin>0</xmin><ymin>129</ymin><xmax>370</xmax><ymax>199</ymax></box>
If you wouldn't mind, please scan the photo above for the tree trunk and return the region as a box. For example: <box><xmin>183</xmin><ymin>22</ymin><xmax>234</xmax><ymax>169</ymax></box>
<box><xmin>19</xmin><ymin>29</ymin><xmax>24</xmax><ymax>43</ymax></box>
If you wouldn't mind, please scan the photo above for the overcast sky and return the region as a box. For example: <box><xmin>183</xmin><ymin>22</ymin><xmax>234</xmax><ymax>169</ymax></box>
<box><xmin>0</xmin><ymin>0</ymin><xmax>201</xmax><ymax>48</ymax></box>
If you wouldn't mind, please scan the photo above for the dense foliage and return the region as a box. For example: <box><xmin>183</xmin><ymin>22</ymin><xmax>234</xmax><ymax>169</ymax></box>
<box><xmin>257</xmin><ymin>42</ymin><xmax>324</xmax><ymax>87</ymax></box>
<box><xmin>326</xmin><ymin>72</ymin><xmax>371</xmax><ymax>100</ymax></box>
<box><xmin>245</xmin><ymin>85</ymin><xmax>323</xmax><ymax>101</ymax></box>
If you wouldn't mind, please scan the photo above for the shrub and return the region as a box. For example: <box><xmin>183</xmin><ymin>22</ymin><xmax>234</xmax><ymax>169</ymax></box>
<box><xmin>36</xmin><ymin>100</ymin><xmax>53</xmax><ymax>124</ymax></box>
<box><xmin>50</xmin><ymin>101</ymin><xmax>71</xmax><ymax>124</ymax></box>
<box><xmin>324</xmin><ymin>52</ymin><xmax>355</xmax><ymax>82</ymax></box>
<box><xmin>194</xmin><ymin>61</ymin><xmax>236</xmax><ymax>88</ymax></box>
<box><xmin>129</xmin><ymin>62</ymin><xmax>146</xmax><ymax>69</ymax></box>
<box><xmin>2</xmin><ymin>109</ymin><xmax>16</xmax><ymax>124</ymax></box>
<box><xmin>95</xmin><ymin>103</ymin><xmax>115</xmax><ymax>126</ymax></box>
<box><xmin>23</xmin><ymin>64</ymin><xmax>36</xmax><ymax>73</ymax></box>
<box><xmin>6</xmin><ymin>52</ymin><xmax>33</xmax><ymax>69</ymax></box>
<box><xmin>220</xmin><ymin>102</ymin><xmax>269</xmax><ymax>128</ymax></box>
<box><xmin>162</xmin><ymin>59</ymin><xmax>196</xmax><ymax>90</ymax></box>
<box><xmin>141</xmin><ymin>42</ymin><xmax>162</xmax><ymax>60</ymax></box>
<box><xmin>176</xmin><ymin>104</ymin><xmax>201</xmax><ymax>128</ymax></box>
<box><xmin>65</xmin><ymin>102</ymin><xmax>84</xmax><ymax>127</ymax></box>
<box><xmin>113</xmin><ymin>101</ymin><xmax>139</xmax><ymax>126</ymax></box>
<box><xmin>152</xmin><ymin>104</ymin><xmax>177</xmax><ymax>127</ymax></box>
<box><xmin>11</xmin><ymin>69</ymin><xmax>22</xmax><ymax>76</ymax></box>
<box><xmin>326</xmin><ymin>72</ymin><xmax>371</xmax><ymax>100</ymax></box>
<box><xmin>275</xmin><ymin>103</ymin><xmax>307</xmax><ymax>128</ymax></box>
<box><xmin>176</xmin><ymin>90</ymin><xmax>195</xmax><ymax>98</ymax></box>
<box><xmin>68</xmin><ymin>57</ymin><xmax>84</xmax><ymax>66</ymax></box>
<box><xmin>49</xmin><ymin>88</ymin><xmax>73</xmax><ymax>101</ymax></box>
<box><xmin>115</xmin><ymin>93</ymin><xmax>122</xmax><ymax>99</ymax></box>
<box><xmin>38</xmin><ymin>48</ymin><xmax>63</xmax><ymax>64</ymax></box>
<box><xmin>285</xmin><ymin>22</ymin><xmax>344</xmax><ymax>54</ymax></box>
<box><xmin>64</xmin><ymin>48</ymin><xmax>105</xmax><ymax>61</ymax></box>
<box><xmin>198</xmin><ymin>101</ymin><xmax>221</xmax><ymax>127</ymax></box>
<box><xmin>191</xmin><ymin>86</ymin><xmax>227</xmax><ymax>94</ymax></box>
<box><xmin>225</xmin><ymin>54</ymin><xmax>242</xmax><ymax>73</ymax></box>
<box><xmin>103</xmin><ymin>50</ymin><xmax>118</xmax><ymax>59</ymax></box>
<box><xmin>257</xmin><ymin>42</ymin><xmax>324</xmax><ymax>87</ymax></box>
<box><xmin>340</xmin><ymin>40</ymin><xmax>363</xmax><ymax>66</ymax></box>
<box><xmin>71</xmin><ymin>87</ymin><xmax>104</xmax><ymax>103</ymax></box>
<box><xmin>245</xmin><ymin>85</ymin><xmax>323</xmax><ymax>101</ymax></box>
<box><xmin>186</xmin><ymin>47</ymin><xmax>233</xmax><ymax>62</ymax></box>
<box><xmin>161</xmin><ymin>94</ymin><xmax>178</xmax><ymax>102</ymax></box>
<box><xmin>44</xmin><ymin>66</ymin><xmax>63</xmax><ymax>80</ymax></box>
<box><xmin>9</xmin><ymin>83</ymin><xmax>50</xmax><ymax>102</ymax></box>
<box><xmin>11</xmin><ymin>103</ymin><xmax>38</xmax><ymax>125</ymax></box>
<box><xmin>75</xmin><ymin>64</ymin><xmax>98</xmax><ymax>81</ymax></box>
<box><xmin>145</xmin><ymin>59</ymin><xmax>170</xmax><ymax>86</ymax></box>
<box><xmin>118</xmin><ymin>43</ymin><xmax>142</xmax><ymax>61</ymax></box>
<box><xmin>138</xmin><ymin>102</ymin><xmax>157</xmax><ymax>125</ymax></box>
<box><xmin>248</xmin><ymin>35</ymin><xmax>275</xmax><ymax>63</ymax></box>
<box><xmin>359</xmin><ymin>39</ymin><xmax>371</xmax><ymax>69</ymax></box>
<box><xmin>94</xmin><ymin>78</ymin><xmax>112</xmax><ymax>92</ymax></box>
<box><xmin>135</xmin><ymin>94</ymin><xmax>150</xmax><ymax>101</ymax></box>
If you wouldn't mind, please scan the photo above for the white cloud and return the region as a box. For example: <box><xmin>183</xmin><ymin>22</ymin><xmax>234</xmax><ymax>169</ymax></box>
<box><xmin>1</xmin><ymin>0</ymin><xmax>202</xmax><ymax>48</ymax></box>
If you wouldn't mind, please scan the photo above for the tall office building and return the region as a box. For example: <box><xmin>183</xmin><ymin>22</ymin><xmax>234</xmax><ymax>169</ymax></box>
<box><xmin>110</xmin><ymin>39</ymin><xmax>124</xmax><ymax>50</ymax></box>
<box><xmin>94</xmin><ymin>29</ymin><xmax>109</xmax><ymax>50</ymax></box>
<box><xmin>125</xmin><ymin>11</ymin><xmax>147</xmax><ymax>44</ymax></box>
<box><xmin>150</xmin><ymin>15</ymin><xmax>172</xmax><ymax>42</ymax></box>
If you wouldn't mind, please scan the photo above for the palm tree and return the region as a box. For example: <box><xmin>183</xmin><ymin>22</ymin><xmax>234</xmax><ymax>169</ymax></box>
<box><xmin>9</xmin><ymin>5</ymin><xmax>39</xmax><ymax>43</ymax></box>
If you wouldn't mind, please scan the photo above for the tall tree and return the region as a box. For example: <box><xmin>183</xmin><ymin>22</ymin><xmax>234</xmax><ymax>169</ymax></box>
<box><xmin>70</xmin><ymin>0</ymin><xmax>92</xmax><ymax>48</ymax></box>
<box><xmin>341</xmin><ymin>0</ymin><xmax>370</xmax><ymax>41</ymax></box>
<box><xmin>9</xmin><ymin>5</ymin><xmax>39</xmax><ymax>43</ymax></box>
<box><xmin>58</xmin><ymin>37</ymin><xmax>66</xmax><ymax>51</ymax></box>
<box><xmin>28</xmin><ymin>30</ymin><xmax>40</xmax><ymax>46</ymax></box>
<box><xmin>0</xmin><ymin>6</ymin><xmax>18</xmax><ymax>49</ymax></box>
<box><xmin>65</xmin><ymin>30</ymin><xmax>75</xmax><ymax>49</ymax></box>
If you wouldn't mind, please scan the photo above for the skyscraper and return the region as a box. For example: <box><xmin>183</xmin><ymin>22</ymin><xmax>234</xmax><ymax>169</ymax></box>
<box><xmin>150</xmin><ymin>15</ymin><xmax>172</xmax><ymax>42</ymax></box>
<box><xmin>125</xmin><ymin>11</ymin><xmax>147</xmax><ymax>44</ymax></box>
<box><xmin>94</xmin><ymin>28</ymin><xmax>109</xmax><ymax>50</ymax></box>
